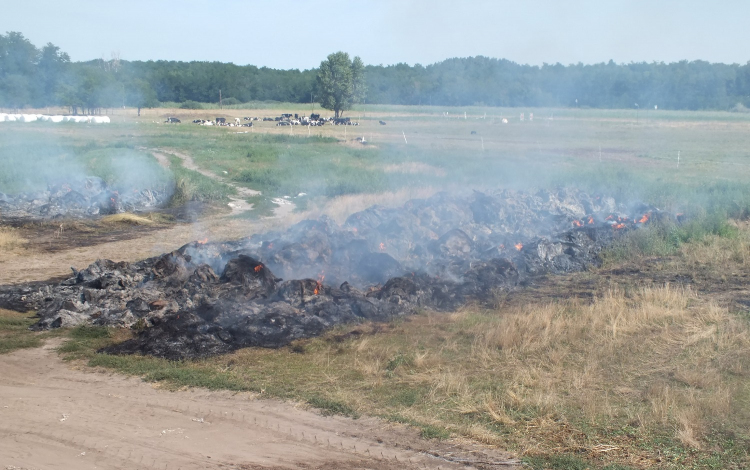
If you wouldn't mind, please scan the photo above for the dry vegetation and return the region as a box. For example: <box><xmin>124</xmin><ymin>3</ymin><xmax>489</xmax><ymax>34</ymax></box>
<box><xmin>48</xmin><ymin>224</ymin><xmax>750</xmax><ymax>469</ymax></box>
<box><xmin>0</xmin><ymin>226</ymin><xmax>26</xmax><ymax>252</ymax></box>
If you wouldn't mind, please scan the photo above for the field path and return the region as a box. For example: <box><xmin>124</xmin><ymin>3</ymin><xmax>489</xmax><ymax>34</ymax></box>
<box><xmin>148</xmin><ymin>148</ymin><xmax>296</xmax><ymax>218</ymax></box>
<box><xmin>0</xmin><ymin>341</ymin><xmax>519</xmax><ymax>469</ymax></box>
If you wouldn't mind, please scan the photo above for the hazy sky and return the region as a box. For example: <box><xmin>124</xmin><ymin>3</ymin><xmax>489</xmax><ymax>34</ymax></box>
<box><xmin>2</xmin><ymin>0</ymin><xmax>748</xmax><ymax>69</ymax></box>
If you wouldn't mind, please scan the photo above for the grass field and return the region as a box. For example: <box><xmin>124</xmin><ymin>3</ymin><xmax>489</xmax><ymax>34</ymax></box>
<box><xmin>2</xmin><ymin>104</ymin><xmax>750</xmax><ymax>468</ymax></box>
<box><xmin>3</xmin><ymin>104</ymin><xmax>750</xmax><ymax>220</ymax></box>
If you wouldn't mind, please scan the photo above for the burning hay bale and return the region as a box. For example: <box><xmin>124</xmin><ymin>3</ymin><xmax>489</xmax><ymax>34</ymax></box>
<box><xmin>0</xmin><ymin>176</ymin><xmax>170</xmax><ymax>221</ymax></box>
<box><xmin>0</xmin><ymin>188</ymin><xmax>667</xmax><ymax>359</ymax></box>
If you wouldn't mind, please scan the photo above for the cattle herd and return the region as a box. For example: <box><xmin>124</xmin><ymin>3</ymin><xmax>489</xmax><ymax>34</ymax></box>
<box><xmin>164</xmin><ymin>113</ymin><xmax>360</xmax><ymax>127</ymax></box>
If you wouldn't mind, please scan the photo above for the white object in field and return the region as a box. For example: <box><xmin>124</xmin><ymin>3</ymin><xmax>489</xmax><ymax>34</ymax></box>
<box><xmin>677</xmin><ymin>150</ymin><xmax>680</xmax><ymax>168</ymax></box>
<box><xmin>50</xmin><ymin>115</ymin><xmax>64</xmax><ymax>123</ymax></box>
<box><xmin>464</xmin><ymin>111</ymin><xmax>467</xmax><ymax>120</ymax></box>
<box><xmin>501</xmin><ymin>118</ymin><xmax>508</xmax><ymax>124</ymax></box>
<box><xmin>402</xmin><ymin>131</ymin><xmax>408</xmax><ymax>144</ymax></box>
<box><xmin>0</xmin><ymin>113</ymin><xmax>7</xmax><ymax>121</ymax></box>
<box><xmin>529</xmin><ymin>113</ymin><xmax>533</xmax><ymax>121</ymax></box>
<box><xmin>655</xmin><ymin>105</ymin><xmax>658</xmax><ymax>110</ymax></box>
<box><xmin>20</xmin><ymin>114</ymin><xmax>36</xmax><ymax>122</ymax></box>
<box><xmin>6</xmin><ymin>114</ymin><xmax>17</xmax><ymax>122</ymax></box>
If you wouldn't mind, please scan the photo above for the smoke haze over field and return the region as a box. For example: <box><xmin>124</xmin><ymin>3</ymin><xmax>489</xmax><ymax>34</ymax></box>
<box><xmin>1</xmin><ymin>0</ymin><xmax>749</xmax><ymax>69</ymax></box>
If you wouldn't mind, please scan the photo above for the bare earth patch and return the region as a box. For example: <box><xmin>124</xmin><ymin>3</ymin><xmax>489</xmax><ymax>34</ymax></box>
<box><xmin>0</xmin><ymin>340</ymin><xmax>519</xmax><ymax>470</ymax></box>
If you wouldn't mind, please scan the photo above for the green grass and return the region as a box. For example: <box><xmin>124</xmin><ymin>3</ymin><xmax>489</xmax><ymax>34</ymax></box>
<box><xmin>0</xmin><ymin>309</ymin><xmax>58</xmax><ymax>354</ymax></box>
<box><xmin>166</xmin><ymin>154</ymin><xmax>234</xmax><ymax>206</ymax></box>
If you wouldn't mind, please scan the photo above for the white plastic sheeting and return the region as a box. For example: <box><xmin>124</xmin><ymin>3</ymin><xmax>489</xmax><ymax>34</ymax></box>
<box><xmin>0</xmin><ymin>113</ymin><xmax>110</xmax><ymax>124</ymax></box>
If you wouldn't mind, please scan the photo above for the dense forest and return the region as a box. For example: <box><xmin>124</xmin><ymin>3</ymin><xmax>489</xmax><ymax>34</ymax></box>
<box><xmin>2</xmin><ymin>31</ymin><xmax>749</xmax><ymax>112</ymax></box>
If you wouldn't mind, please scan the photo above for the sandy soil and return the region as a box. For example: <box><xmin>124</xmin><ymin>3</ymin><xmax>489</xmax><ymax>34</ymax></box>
<box><xmin>0</xmin><ymin>341</ymin><xmax>519</xmax><ymax>470</ymax></box>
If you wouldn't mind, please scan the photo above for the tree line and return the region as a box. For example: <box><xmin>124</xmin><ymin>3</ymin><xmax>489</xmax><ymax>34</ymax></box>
<box><xmin>2</xmin><ymin>31</ymin><xmax>750</xmax><ymax>113</ymax></box>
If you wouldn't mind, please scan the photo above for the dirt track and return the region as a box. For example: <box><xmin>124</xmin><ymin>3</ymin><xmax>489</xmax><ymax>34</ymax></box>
<box><xmin>0</xmin><ymin>340</ymin><xmax>518</xmax><ymax>470</ymax></box>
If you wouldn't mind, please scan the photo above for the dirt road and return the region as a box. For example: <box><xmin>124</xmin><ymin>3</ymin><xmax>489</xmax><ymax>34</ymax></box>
<box><xmin>0</xmin><ymin>341</ymin><xmax>519</xmax><ymax>470</ymax></box>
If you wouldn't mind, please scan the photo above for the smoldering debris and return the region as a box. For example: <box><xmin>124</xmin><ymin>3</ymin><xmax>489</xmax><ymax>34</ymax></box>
<box><xmin>0</xmin><ymin>176</ymin><xmax>170</xmax><ymax>221</ymax></box>
<box><xmin>0</xmin><ymin>188</ymin><xmax>668</xmax><ymax>360</ymax></box>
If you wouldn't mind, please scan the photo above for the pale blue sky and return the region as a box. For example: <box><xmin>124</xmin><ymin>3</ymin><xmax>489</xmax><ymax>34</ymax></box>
<box><xmin>2</xmin><ymin>0</ymin><xmax>747</xmax><ymax>69</ymax></box>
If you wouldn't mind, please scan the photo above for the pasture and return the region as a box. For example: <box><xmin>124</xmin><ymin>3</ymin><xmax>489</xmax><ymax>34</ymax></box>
<box><xmin>3</xmin><ymin>104</ymin><xmax>750</xmax><ymax>218</ymax></box>
<box><xmin>2</xmin><ymin>104</ymin><xmax>750</xmax><ymax>469</ymax></box>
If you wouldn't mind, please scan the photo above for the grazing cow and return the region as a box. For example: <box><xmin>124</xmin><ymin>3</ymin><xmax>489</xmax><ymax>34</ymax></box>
<box><xmin>165</xmin><ymin>117</ymin><xmax>181</xmax><ymax>123</ymax></box>
<box><xmin>216</xmin><ymin>117</ymin><xmax>226</xmax><ymax>124</ymax></box>
<box><xmin>379</xmin><ymin>120</ymin><xmax>386</xmax><ymax>125</ymax></box>
<box><xmin>235</xmin><ymin>117</ymin><xmax>241</xmax><ymax>125</ymax></box>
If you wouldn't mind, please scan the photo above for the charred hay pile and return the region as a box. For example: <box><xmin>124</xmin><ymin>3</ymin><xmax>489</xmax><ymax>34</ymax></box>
<box><xmin>0</xmin><ymin>176</ymin><xmax>169</xmax><ymax>221</ymax></box>
<box><xmin>1</xmin><ymin>188</ymin><xmax>666</xmax><ymax>360</ymax></box>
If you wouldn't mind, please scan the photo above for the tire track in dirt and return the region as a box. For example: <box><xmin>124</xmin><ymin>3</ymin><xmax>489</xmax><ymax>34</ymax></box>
<box><xmin>0</xmin><ymin>341</ymin><xmax>520</xmax><ymax>469</ymax></box>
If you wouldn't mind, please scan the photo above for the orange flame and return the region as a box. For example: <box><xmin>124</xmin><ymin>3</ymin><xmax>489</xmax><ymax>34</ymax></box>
<box><xmin>588</xmin><ymin>216</ymin><xmax>594</xmax><ymax>224</ymax></box>
<box><xmin>605</xmin><ymin>215</ymin><xmax>614</xmax><ymax>221</ymax></box>
<box><xmin>379</xmin><ymin>242</ymin><xmax>386</xmax><ymax>251</ymax></box>
<box><xmin>573</xmin><ymin>220</ymin><xmax>583</xmax><ymax>227</ymax></box>
<box><xmin>254</xmin><ymin>265</ymin><xmax>262</xmax><ymax>273</ymax></box>
<box><xmin>314</xmin><ymin>271</ymin><xmax>325</xmax><ymax>295</ymax></box>
<box><xmin>197</xmin><ymin>238</ymin><xmax>208</xmax><ymax>244</ymax></box>
<box><xmin>515</xmin><ymin>242</ymin><xmax>523</xmax><ymax>251</ymax></box>
<box><xmin>638</xmin><ymin>213</ymin><xmax>650</xmax><ymax>224</ymax></box>
<box><xmin>612</xmin><ymin>223</ymin><xmax>626</xmax><ymax>230</ymax></box>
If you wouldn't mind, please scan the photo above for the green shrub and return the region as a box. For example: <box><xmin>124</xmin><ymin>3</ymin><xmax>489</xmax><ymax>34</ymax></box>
<box><xmin>179</xmin><ymin>100</ymin><xmax>203</xmax><ymax>109</ymax></box>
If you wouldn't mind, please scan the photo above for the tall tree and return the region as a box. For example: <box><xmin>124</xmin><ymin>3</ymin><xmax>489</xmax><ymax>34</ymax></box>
<box><xmin>317</xmin><ymin>52</ymin><xmax>366</xmax><ymax>118</ymax></box>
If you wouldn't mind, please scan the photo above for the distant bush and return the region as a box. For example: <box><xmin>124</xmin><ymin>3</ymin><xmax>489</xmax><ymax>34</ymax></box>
<box><xmin>179</xmin><ymin>100</ymin><xmax>203</xmax><ymax>109</ymax></box>
<box><xmin>220</xmin><ymin>97</ymin><xmax>240</xmax><ymax>106</ymax></box>
<box><xmin>730</xmin><ymin>102</ymin><xmax>750</xmax><ymax>113</ymax></box>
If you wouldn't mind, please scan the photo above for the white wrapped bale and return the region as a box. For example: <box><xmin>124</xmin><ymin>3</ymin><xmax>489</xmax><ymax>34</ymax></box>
<box><xmin>20</xmin><ymin>114</ymin><xmax>38</xmax><ymax>122</ymax></box>
<box><xmin>50</xmin><ymin>115</ymin><xmax>64</xmax><ymax>123</ymax></box>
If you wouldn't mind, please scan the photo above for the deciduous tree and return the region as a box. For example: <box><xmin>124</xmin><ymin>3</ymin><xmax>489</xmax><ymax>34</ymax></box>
<box><xmin>317</xmin><ymin>52</ymin><xmax>366</xmax><ymax>118</ymax></box>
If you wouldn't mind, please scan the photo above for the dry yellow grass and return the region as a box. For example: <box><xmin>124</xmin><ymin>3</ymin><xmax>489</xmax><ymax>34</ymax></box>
<box><xmin>206</xmin><ymin>282</ymin><xmax>749</xmax><ymax>465</ymax></box>
<box><xmin>100</xmin><ymin>213</ymin><xmax>155</xmax><ymax>225</ymax></box>
<box><xmin>0</xmin><ymin>227</ymin><xmax>27</xmax><ymax>252</ymax></box>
